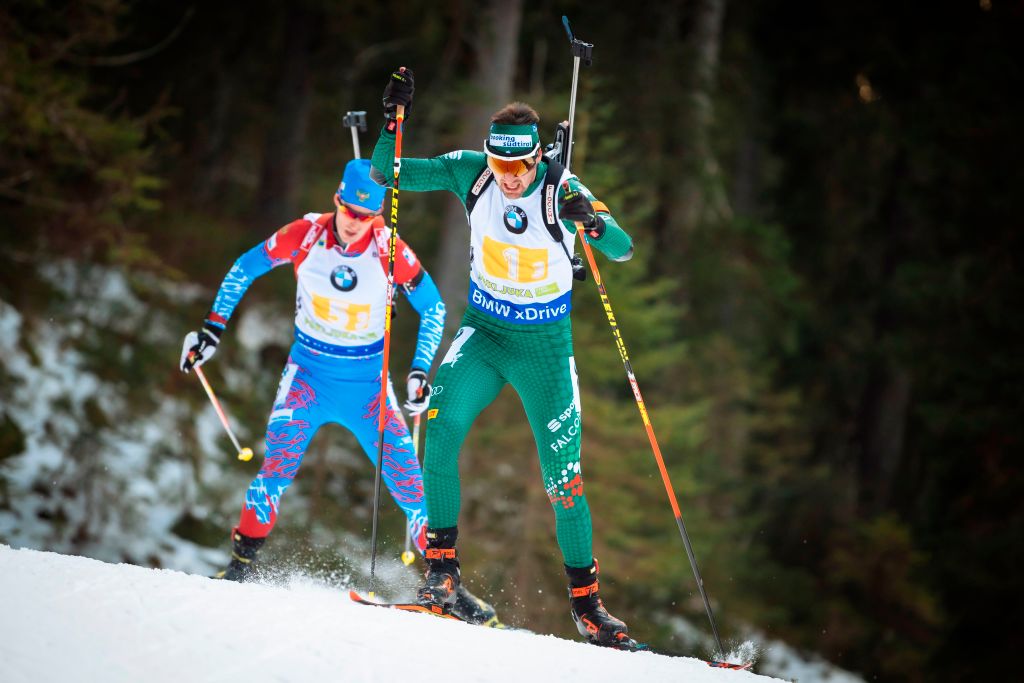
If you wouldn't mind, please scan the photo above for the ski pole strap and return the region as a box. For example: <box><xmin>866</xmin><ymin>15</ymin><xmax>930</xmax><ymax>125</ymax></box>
<box><xmin>425</xmin><ymin>548</ymin><xmax>456</xmax><ymax>560</ymax></box>
<box><xmin>570</xmin><ymin>580</ymin><xmax>599</xmax><ymax>598</ymax></box>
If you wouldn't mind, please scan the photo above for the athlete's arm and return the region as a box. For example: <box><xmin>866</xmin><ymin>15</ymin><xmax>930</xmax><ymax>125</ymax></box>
<box><xmin>557</xmin><ymin>177</ymin><xmax>634</xmax><ymax>262</ymax></box>
<box><xmin>371</xmin><ymin>127</ymin><xmax>487</xmax><ymax>201</ymax></box>
<box><xmin>388</xmin><ymin>234</ymin><xmax>447</xmax><ymax>372</ymax></box>
<box><xmin>402</xmin><ymin>272</ymin><xmax>446</xmax><ymax>372</ymax></box>
<box><xmin>207</xmin><ymin>218</ymin><xmax>311</xmax><ymax>328</ymax></box>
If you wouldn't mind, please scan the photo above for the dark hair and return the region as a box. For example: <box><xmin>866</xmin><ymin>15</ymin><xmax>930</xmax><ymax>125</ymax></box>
<box><xmin>490</xmin><ymin>102</ymin><xmax>540</xmax><ymax>126</ymax></box>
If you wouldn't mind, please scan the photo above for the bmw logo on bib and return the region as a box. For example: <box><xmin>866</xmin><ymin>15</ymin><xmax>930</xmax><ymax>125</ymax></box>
<box><xmin>503</xmin><ymin>205</ymin><xmax>528</xmax><ymax>234</ymax></box>
<box><xmin>330</xmin><ymin>265</ymin><xmax>358</xmax><ymax>292</ymax></box>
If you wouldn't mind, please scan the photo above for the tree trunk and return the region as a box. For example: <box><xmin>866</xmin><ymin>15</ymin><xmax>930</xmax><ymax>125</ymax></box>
<box><xmin>435</xmin><ymin>0</ymin><xmax>523</xmax><ymax>337</ymax></box>
<box><xmin>856</xmin><ymin>153</ymin><xmax>916</xmax><ymax>517</ymax></box>
<box><xmin>858</xmin><ymin>363</ymin><xmax>912</xmax><ymax>516</ymax></box>
<box><xmin>190</xmin><ymin>54</ymin><xmax>235</xmax><ymax>205</ymax></box>
<box><xmin>673</xmin><ymin>0</ymin><xmax>732</xmax><ymax>251</ymax></box>
<box><xmin>253</xmin><ymin>8</ymin><xmax>315</xmax><ymax>226</ymax></box>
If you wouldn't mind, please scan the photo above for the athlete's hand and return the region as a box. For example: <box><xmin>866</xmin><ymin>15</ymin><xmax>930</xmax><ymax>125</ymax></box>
<box><xmin>383</xmin><ymin>67</ymin><xmax>414</xmax><ymax>127</ymax></box>
<box><xmin>404</xmin><ymin>368</ymin><xmax>430</xmax><ymax>416</ymax></box>
<box><xmin>180</xmin><ymin>322</ymin><xmax>221</xmax><ymax>373</ymax></box>
<box><xmin>559</xmin><ymin>181</ymin><xmax>605</xmax><ymax>239</ymax></box>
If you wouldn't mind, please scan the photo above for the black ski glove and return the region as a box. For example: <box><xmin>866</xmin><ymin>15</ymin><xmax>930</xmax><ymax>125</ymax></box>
<box><xmin>404</xmin><ymin>368</ymin><xmax>430</xmax><ymax>416</ymax></box>
<box><xmin>559</xmin><ymin>182</ymin><xmax>606</xmax><ymax>239</ymax></box>
<box><xmin>180</xmin><ymin>321</ymin><xmax>222</xmax><ymax>373</ymax></box>
<box><xmin>383</xmin><ymin>67</ymin><xmax>414</xmax><ymax>130</ymax></box>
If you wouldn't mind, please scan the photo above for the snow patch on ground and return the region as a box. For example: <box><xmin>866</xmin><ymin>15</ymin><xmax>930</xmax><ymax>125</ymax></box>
<box><xmin>0</xmin><ymin>266</ymin><xmax>226</xmax><ymax>574</ymax></box>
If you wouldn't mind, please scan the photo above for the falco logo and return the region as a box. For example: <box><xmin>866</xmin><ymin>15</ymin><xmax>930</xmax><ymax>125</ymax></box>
<box><xmin>503</xmin><ymin>205</ymin><xmax>528</xmax><ymax>234</ymax></box>
<box><xmin>330</xmin><ymin>265</ymin><xmax>358</xmax><ymax>292</ymax></box>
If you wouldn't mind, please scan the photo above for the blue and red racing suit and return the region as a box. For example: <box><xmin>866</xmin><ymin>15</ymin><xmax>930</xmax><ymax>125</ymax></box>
<box><xmin>206</xmin><ymin>211</ymin><xmax>445</xmax><ymax>552</ymax></box>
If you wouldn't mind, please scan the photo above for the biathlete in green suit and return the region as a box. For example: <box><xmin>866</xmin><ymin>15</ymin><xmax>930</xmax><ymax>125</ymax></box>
<box><xmin>373</xmin><ymin>67</ymin><xmax>636</xmax><ymax>647</ymax></box>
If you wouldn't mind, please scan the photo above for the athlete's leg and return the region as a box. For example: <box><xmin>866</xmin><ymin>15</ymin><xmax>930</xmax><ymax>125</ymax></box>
<box><xmin>343</xmin><ymin>375</ymin><xmax>430</xmax><ymax>552</ymax></box>
<box><xmin>236</xmin><ymin>354</ymin><xmax>326</xmax><ymax>538</ymax></box>
<box><xmin>510</xmin><ymin>348</ymin><xmax>593</xmax><ymax>568</ymax></box>
<box><xmin>422</xmin><ymin>324</ymin><xmax>506</xmax><ymax>528</ymax></box>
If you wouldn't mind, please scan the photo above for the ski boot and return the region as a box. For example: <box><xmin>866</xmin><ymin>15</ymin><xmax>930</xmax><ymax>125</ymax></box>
<box><xmin>566</xmin><ymin>560</ymin><xmax>635</xmax><ymax>649</ymax></box>
<box><xmin>416</xmin><ymin>526</ymin><xmax>460</xmax><ymax>613</ymax></box>
<box><xmin>452</xmin><ymin>583</ymin><xmax>501</xmax><ymax>627</ymax></box>
<box><xmin>213</xmin><ymin>529</ymin><xmax>266</xmax><ymax>582</ymax></box>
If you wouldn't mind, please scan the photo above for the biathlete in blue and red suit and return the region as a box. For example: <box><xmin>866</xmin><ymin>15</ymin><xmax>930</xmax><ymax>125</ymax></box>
<box><xmin>179</xmin><ymin>159</ymin><xmax>498</xmax><ymax>624</ymax></box>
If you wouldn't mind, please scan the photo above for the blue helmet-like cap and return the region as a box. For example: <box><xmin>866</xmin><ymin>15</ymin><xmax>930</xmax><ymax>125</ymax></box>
<box><xmin>336</xmin><ymin>159</ymin><xmax>386</xmax><ymax>212</ymax></box>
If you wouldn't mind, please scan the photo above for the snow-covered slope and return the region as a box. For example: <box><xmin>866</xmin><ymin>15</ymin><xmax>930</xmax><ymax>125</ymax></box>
<box><xmin>0</xmin><ymin>545</ymin><xmax>785</xmax><ymax>683</ymax></box>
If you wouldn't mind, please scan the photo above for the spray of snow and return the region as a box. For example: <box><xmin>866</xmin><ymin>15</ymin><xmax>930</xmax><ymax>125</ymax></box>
<box><xmin>0</xmin><ymin>545</ymin><xmax>790</xmax><ymax>683</ymax></box>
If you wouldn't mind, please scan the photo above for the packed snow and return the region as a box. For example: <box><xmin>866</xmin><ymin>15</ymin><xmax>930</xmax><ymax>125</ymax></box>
<box><xmin>0</xmin><ymin>545</ymin><xmax>787</xmax><ymax>683</ymax></box>
<box><xmin>0</xmin><ymin>264</ymin><xmax>865</xmax><ymax>683</ymax></box>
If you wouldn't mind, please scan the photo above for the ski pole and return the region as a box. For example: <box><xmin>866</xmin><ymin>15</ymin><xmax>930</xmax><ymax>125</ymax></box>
<box><xmin>560</xmin><ymin>16</ymin><xmax>727</xmax><ymax>658</ymax></box>
<box><xmin>343</xmin><ymin>110</ymin><xmax>368</xmax><ymax>159</ymax></box>
<box><xmin>369</xmin><ymin>104</ymin><xmax>405</xmax><ymax>590</ymax></box>
<box><xmin>190</xmin><ymin>359</ymin><xmax>254</xmax><ymax>462</ymax></box>
<box><xmin>401</xmin><ymin>413</ymin><xmax>421</xmax><ymax>567</ymax></box>
<box><xmin>560</xmin><ymin>16</ymin><xmax>591</xmax><ymax>171</ymax></box>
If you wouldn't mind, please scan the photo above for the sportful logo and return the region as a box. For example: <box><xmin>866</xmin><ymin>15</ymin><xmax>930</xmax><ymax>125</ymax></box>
<box><xmin>356</xmin><ymin>189</ymin><xmax>370</xmax><ymax>202</ymax></box>
<box><xmin>488</xmin><ymin>133</ymin><xmax>535</xmax><ymax>148</ymax></box>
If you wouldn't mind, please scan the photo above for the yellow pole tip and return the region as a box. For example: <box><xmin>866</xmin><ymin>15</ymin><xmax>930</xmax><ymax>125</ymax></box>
<box><xmin>401</xmin><ymin>551</ymin><xmax>416</xmax><ymax>566</ymax></box>
<box><xmin>238</xmin><ymin>447</ymin><xmax>254</xmax><ymax>461</ymax></box>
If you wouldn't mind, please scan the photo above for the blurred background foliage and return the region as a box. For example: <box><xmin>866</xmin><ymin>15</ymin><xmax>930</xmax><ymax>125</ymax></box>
<box><xmin>2</xmin><ymin>1</ymin><xmax>1022</xmax><ymax>680</ymax></box>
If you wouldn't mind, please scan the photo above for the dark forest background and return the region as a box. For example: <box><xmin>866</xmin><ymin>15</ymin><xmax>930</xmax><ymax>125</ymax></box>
<box><xmin>2</xmin><ymin>1</ymin><xmax>1022</xmax><ymax>680</ymax></box>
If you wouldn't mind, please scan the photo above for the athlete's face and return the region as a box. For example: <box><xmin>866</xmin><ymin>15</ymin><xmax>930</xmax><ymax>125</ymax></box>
<box><xmin>491</xmin><ymin>149</ymin><xmax>542</xmax><ymax>199</ymax></box>
<box><xmin>334</xmin><ymin>200</ymin><xmax>381</xmax><ymax>243</ymax></box>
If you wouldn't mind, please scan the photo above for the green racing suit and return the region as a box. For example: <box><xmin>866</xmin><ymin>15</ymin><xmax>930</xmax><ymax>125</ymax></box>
<box><xmin>372</xmin><ymin>128</ymin><xmax>632</xmax><ymax>567</ymax></box>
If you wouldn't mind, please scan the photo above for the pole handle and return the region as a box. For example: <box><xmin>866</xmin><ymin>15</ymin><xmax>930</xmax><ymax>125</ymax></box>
<box><xmin>561</xmin><ymin>16</ymin><xmax>593</xmax><ymax>65</ymax></box>
<box><xmin>343</xmin><ymin>110</ymin><xmax>367</xmax><ymax>159</ymax></box>
<box><xmin>342</xmin><ymin>110</ymin><xmax>368</xmax><ymax>132</ymax></box>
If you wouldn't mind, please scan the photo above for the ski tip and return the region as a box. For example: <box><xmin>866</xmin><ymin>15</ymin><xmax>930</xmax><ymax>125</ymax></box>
<box><xmin>706</xmin><ymin>660</ymin><xmax>753</xmax><ymax>670</ymax></box>
<box><xmin>348</xmin><ymin>589</ymin><xmax>383</xmax><ymax>604</ymax></box>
